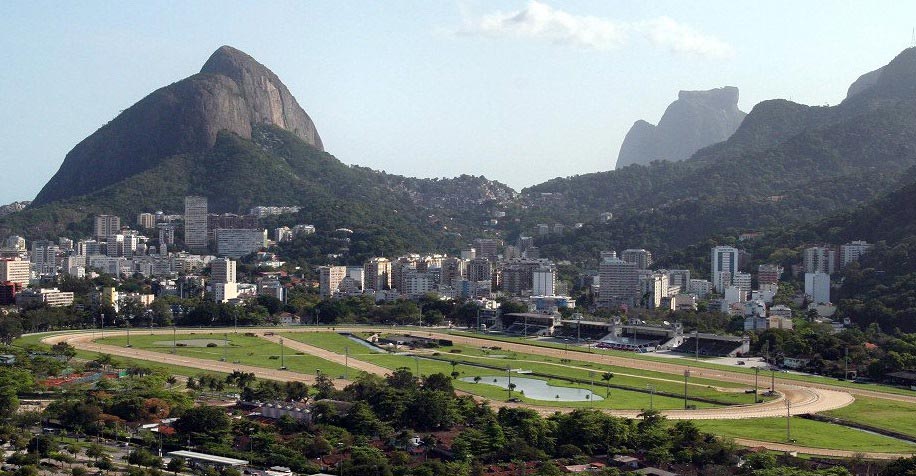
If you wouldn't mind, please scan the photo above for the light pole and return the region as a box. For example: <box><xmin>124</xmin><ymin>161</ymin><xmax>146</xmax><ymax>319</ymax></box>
<box><xmin>476</xmin><ymin>306</ymin><xmax>480</xmax><ymax>333</ymax></box>
<box><xmin>771</xmin><ymin>367</ymin><xmax>776</xmax><ymax>393</ymax></box>
<box><xmin>126</xmin><ymin>319</ymin><xmax>131</xmax><ymax>348</ymax></box>
<box><xmin>646</xmin><ymin>384</ymin><xmax>655</xmax><ymax>410</ymax></box>
<box><xmin>786</xmin><ymin>399</ymin><xmax>792</xmax><ymax>442</ymax></box>
<box><xmin>683</xmin><ymin>368</ymin><xmax>691</xmax><ymax>410</ymax></box>
<box><xmin>345</xmin><ymin>346</ymin><xmax>349</xmax><ymax>380</ymax></box>
<box><xmin>279</xmin><ymin>337</ymin><xmax>286</xmax><ymax>370</ymax></box>
<box><xmin>695</xmin><ymin>329</ymin><xmax>699</xmax><ymax>361</ymax></box>
<box><xmin>172</xmin><ymin>326</ymin><xmax>177</xmax><ymax>354</ymax></box>
<box><xmin>415</xmin><ymin>356</ymin><xmax>420</xmax><ymax>377</ymax></box>
<box><xmin>754</xmin><ymin>366</ymin><xmax>760</xmax><ymax>403</ymax></box>
<box><xmin>221</xmin><ymin>333</ymin><xmax>228</xmax><ymax>362</ymax></box>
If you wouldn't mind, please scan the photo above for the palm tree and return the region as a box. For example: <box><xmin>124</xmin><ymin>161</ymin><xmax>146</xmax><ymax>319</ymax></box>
<box><xmin>473</xmin><ymin>376</ymin><xmax>481</xmax><ymax>384</ymax></box>
<box><xmin>601</xmin><ymin>372</ymin><xmax>614</xmax><ymax>398</ymax></box>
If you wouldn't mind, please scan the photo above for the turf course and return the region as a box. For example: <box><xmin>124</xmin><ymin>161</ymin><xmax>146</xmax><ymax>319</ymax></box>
<box><xmin>693</xmin><ymin>417</ymin><xmax>916</xmax><ymax>454</ymax></box>
<box><xmin>822</xmin><ymin>396</ymin><xmax>916</xmax><ymax>440</ymax></box>
<box><xmin>96</xmin><ymin>333</ymin><xmax>351</xmax><ymax>377</ymax></box>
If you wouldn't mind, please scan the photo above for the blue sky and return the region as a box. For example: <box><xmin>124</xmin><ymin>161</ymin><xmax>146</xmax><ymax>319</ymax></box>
<box><xmin>1</xmin><ymin>1</ymin><xmax>914</xmax><ymax>204</ymax></box>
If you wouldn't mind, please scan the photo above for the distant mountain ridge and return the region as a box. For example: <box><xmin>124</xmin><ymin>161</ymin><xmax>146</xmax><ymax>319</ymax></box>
<box><xmin>32</xmin><ymin>46</ymin><xmax>323</xmax><ymax>206</ymax></box>
<box><xmin>615</xmin><ymin>86</ymin><xmax>746</xmax><ymax>168</ymax></box>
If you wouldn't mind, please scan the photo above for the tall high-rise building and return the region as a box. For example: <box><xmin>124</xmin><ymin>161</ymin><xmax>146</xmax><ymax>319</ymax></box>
<box><xmin>711</xmin><ymin>246</ymin><xmax>739</xmax><ymax>293</ymax></box>
<box><xmin>598</xmin><ymin>257</ymin><xmax>639</xmax><ymax>308</ymax></box>
<box><xmin>94</xmin><ymin>215</ymin><xmax>121</xmax><ymax>241</ymax></box>
<box><xmin>840</xmin><ymin>241</ymin><xmax>873</xmax><ymax>268</ymax></box>
<box><xmin>467</xmin><ymin>257</ymin><xmax>493</xmax><ymax>283</ymax></box>
<box><xmin>363</xmin><ymin>257</ymin><xmax>392</xmax><ymax>291</ymax></box>
<box><xmin>803</xmin><ymin>246</ymin><xmax>836</xmax><ymax>275</ymax></box>
<box><xmin>31</xmin><ymin>240</ymin><xmax>59</xmax><ymax>275</ymax></box>
<box><xmin>0</xmin><ymin>258</ymin><xmax>30</xmax><ymax>285</ymax></box>
<box><xmin>319</xmin><ymin>266</ymin><xmax>348</xmax><ymax>298</ymax></box>
<box><xmin>804</xmin><ymin>272</ymin><xmax>831</xmax><ymax>304</ymax></box>
<box><xmin>621</xmin><ymin>249</ymin><xmax>653</xmax><ymax>270</ymax></box>
<box><xmin>532</xmin><ymin>267</ymin><xmax>556</xmax><ymax>296</ymax></box>
<box><xmin>439</xmin><ymin>257</ymin><xmax>466</xmax><ymax>287</ymax></box>
<box><xmin>184</xmin><ymin>196</ymin><xmax>209</xmax><ymax>252</ymax></box>
<box><xmin>473</xmin><ymin>238</ymin><xmax>499</xmax><ymax>261</ymax></box>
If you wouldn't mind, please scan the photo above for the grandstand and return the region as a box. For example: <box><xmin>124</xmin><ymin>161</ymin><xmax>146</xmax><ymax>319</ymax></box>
<box><xmin>671</xmin><ymin>333</ymin><xmax>749</xmax><ymax>357</ymax></box>
<box><xmin>501</xmin><ymin>313</ymin><xmax>560</xmax><ymax>336</ymax></box>
<box><xmin>555</xmin><ymin>319</ymin><xmax>615</xmax><ymax>340</ymax></box>
<box><xmin>595</xmin><ymin>318</ymin><xmax>684</xmax><ymax>352</ymax></box>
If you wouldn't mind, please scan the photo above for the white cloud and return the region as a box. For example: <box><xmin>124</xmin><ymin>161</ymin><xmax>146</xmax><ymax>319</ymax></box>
<box><xmin>459</xmin><ymin>1</ymin><xmax>734</xmax><ymax>59</ymax></box>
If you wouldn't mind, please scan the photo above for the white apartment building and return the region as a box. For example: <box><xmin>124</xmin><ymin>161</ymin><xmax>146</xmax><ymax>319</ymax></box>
<box><xmin>0</xmin><ymin>258</ymin><xmax>30</xmax><ymax>285</ymax></box>
<box><xmin>214</xmin><ymin>228</ymin><xmax>267</xmax><ymax>258</ymax></box>
<box><xmin>711</xmin><ymin>246</ymin><xmax>739</xmax><ymax>293</ymax></box>
<box><xmin>184</xmin><ymin>196</ymin><xmax>209</xmax><ymax>252</ymax></box>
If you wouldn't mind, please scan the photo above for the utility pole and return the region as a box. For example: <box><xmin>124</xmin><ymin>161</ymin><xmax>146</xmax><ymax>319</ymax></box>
<box><xmin>221</xmin><ymin>333</ymin><xmax>228</xmax><ymax>362</ymax></box>
<box><xmin>771</xmin><ymin>367</ymin><xmax>776</xmax><ymax>393</ymax></box>
<box><xmin>345</xmin><ymin>346</ymin><xmax>349</xmax><ymax>380</ymax></box>
<box><xmin>683</xmin><ymin>368</ymin><xmax>691</xmax><ymax>410</ymax></box>
<box><xmin>695</xmin><ymin>329</ymin><xmax>699</xmax><ymax>361</ymax></box>
<box><xmin>844</xmin><ymin>346</ymin><xmax>849</xmax><ymax>380</ymax></box>
<box><xmin>126</xmin><ymin>319</ymin><xmax>131</xmax><ymax>348</ymax></box>
<box><xmin>647</xmin><ymin>384</ymin><xmax>655</xmax><ymax>410</ymax></box>
<box><xmin>476</xmin><ymin>307</ymin><xmax>480</xmax><ymax>333</ymax></box>
<box><xmin>279</xmin><ymin>337</ymin><xmax>286</xmax><ymax>370</ymax></box>
<box><xmin>415</xmin><ymin>356</ymin><xmax>420</xmax><ymax>377</ymax></box>
<box><xmin>172</xmin><ymin>326</ymin><xmax>177</xmax><ymax>354</ymax></box>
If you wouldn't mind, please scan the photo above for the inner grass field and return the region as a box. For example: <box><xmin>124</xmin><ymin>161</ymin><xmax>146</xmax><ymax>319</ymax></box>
<box><xmin>279</xmin><ymin>332</ymin><xmax>737</xmax><ymax>409</ymax></box>
<box><xmin>446</xmin><ymin>330</ymin><xmax>916</xmax><ymax>397</ymax></box>
<box><xmin>96</xmin><ymin>333</ymin><xmax>351</xmax><ymax>377</ymax></box>
<box><xmin>693</xmin><ymin>417</ymin><xmax>916</xmax><ymax>454</ymax></box>
<box><xmin>821</xmin><ymin>396</ymin><xmax>916</xmax><ymax>440</ymax></box>
<box><xmin>282</xmin><ymin>331</ymin><xmax>766</xmax><ymax>405</ymax></box>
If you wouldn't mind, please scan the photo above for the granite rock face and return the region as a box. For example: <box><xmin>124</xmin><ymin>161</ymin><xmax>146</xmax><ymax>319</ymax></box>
<box><xmin>33</xmin><ymin>46</ymin><xmax>323</xmax><ymax>205</ymax></box>
<box><xmin>615</xmin><ymin>86</ymin><xmax>746</xmax><ymax>169</ymax></box>
<box><xmin>846</xmin><ymin>66</ymin><xmax>884</xmax><ymax>100</ymax></box>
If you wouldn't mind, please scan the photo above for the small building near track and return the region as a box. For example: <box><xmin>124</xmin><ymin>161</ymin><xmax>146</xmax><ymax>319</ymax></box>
<box><xmin>166</xmin><ymin>450</ymin><xmax>248</xmax><ymax>470</ymax></box>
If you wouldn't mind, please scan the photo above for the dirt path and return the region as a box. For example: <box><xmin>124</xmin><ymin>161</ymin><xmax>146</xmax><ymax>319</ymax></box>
<box><xmin>731</xmin><ymin>438</ymin><xmax>914</xmax><ymax>460</ymax></box>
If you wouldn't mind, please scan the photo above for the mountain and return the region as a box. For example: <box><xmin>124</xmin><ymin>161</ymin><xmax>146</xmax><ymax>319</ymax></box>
<box><xmin>1</xmin><ymin>46</ymin><xmax>518</xmax><ymax>258</ymax></box>
<box><xmin>32</xmin><ymin>46</ymin><xmax>323</xmax><ymax>206</ymax></box>
<box><xmin>846</xmin><ymin>66</ymin><xmax>884</xmax><ymax>100</ymax></box>
<box><xmin>526</xmin><ymin>48</ymin><xmax>916</xmax><ymax>265</ymax></box>
<box><xmin>615</xmin><ymin>87</ymin><xmax>746</xmax><ymax>168</ymax></box>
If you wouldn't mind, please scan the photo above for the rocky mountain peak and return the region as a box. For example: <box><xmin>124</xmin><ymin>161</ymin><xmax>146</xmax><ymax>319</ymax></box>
<box><xmin>33</xmin><ymin>46</ymin><xmax>323</xmax><ymax>206</ymax></box>
<box><xmin>615</xmin><ymin>86</ymin><xmax>746</xmax><ymax>169</ymax></box>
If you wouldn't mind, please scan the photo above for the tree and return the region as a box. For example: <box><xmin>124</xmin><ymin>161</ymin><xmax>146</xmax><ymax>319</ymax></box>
<box><xmin>173</xmin><ymin>406</ymin><xmax>232</xmax><ymax>445</ymax></box>
<box><xmin>601</xmin><ymin>372</ymin><xmax>614</xmax><ymax>398</ymax></box>
<box><xmin>166</xmin><ymin>457</ymin><xmax>185</xmax><ymax>475</ymax></box>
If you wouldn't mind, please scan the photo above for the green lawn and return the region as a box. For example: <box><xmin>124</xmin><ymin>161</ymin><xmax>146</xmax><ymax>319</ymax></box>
<box><xmin>283</xmin><ymin>332</ymin><xmax>762</xmax><ymax>406</ymax></box>
<box><xmin>96</xmin><ymin>333</ymin><xmax>352</xmax><ymax>378</ymax></box>
<box><xmin>446</xmin><ymin>331</ymin><xmax>916</xmax><ymax>397</ymax></box>
<box><xmin>821</xmin><ymin>397</ymin><xmax>916</xmax><ymax>440</ymax></box>
<box><xmin>694</xmin><ymin>417</ymin><xmax>916</xmax><ymax>454</ymax></box>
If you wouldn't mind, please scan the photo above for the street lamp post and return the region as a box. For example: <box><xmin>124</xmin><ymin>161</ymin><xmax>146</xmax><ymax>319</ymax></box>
<box><xmin>345</xmin><ymin>346</ymin><xmax>349</xmax><ymax>380</ymax></box>
<box><xmin>172</xmin><ymin>326</ymin><xmax>177</xmax><ymax>354</ymax></box>
<box><xmin>126</xmin><ymin>319</ymin><xmax>131</xmax><ymax>348</ymax></box>
<box><xmin>683</xmin><ymin>368</ymin><xmax>691</xmax><ymax>410</ymax></box>
<box><xmin>279</xmin><ymin>337</ymin><xmax>286</xmax><ymax>370</ymax></box>
<box><xmin>771</xmin><ymin>367</ymin><xmax>776</xmax><ymax>393</ymax></box>
<box><xmin>646</xmin><ymin>384</ymin><xmax>655</xmax><ymax>410</ymax></box>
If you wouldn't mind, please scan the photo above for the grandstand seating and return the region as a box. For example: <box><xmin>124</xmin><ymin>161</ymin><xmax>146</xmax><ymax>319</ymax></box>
<box><xmin>503</xmin><ymin>323</ymin><xmax>550</xmax><ymax>336</ymax></box>
<box><xmin>672</xmin><ymin>338</ymin><xmax>743</xmax><ymax>357</ymax></box>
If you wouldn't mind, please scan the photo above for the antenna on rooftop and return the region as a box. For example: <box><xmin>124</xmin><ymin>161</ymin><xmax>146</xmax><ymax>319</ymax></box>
<box><xmin>911</xmin><ymin>28</ymin><xmax>915</xmax><ymax>47</ymax></box>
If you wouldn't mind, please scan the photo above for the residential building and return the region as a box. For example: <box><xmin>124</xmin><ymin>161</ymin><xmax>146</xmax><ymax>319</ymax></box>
<box><xmin>0</xmin><ymin>258</ymin><xmax>30</xmax><ymax>286</ymax></box>
<box><xmin>0</xmin><ymin>281</ymin><xmax>22</xmax><ymax>305</ymax></box>
<box><xmin>711</xmin><ymin>246</ymin><xmax>739</xmax><ymax>293</ymax></box>
<box><xmin>319</xmin><ymin>266</ymin><xmax>347</xmax><ymax>298</ymax></box>
<box><xmin>137</xmin><ymin>213</ymin><xmax>156</xmax><ymax>230</ymax></box>
<box><xmin>803</xmin><ymin>246</ymin><xmax>836</xmax><ymax>275</ymax></box>
<box><xmin>734</xmin><ymin>272</ymin><xmax>752</xmax><ymax>300</ymax></box>
<box><xmin>77</xmin><ymin>239</ymin><xmax>101</xmax><ymax>256</ymax></box>
<box><xmin>274</xmin><ymin>226</ymin><xmax>293</xmax><ymax>243</ymax></box>
<box><xmin>94</xmin><ymin>215</ymin><xmax>121</xmax><ymax>241</ymax></box>
<box><xmin>621</xmin><ymin>249</ymin><xmax>653</xmax><ymax>270</ymax></box>
<box><xmin>757</xmin><ymin>264</ymin><xmax>782</xmax><ymax>286</ymax></box>
<box><xmin>363</xmin><ymin>257</ymin><xmax>392</xmax><ymax>291</ymax></box>
<box><xmin>804</xmin><ymin>272</ymin><xmax>831</xmax><ymax>304</ymax></box>
<box><xmin>211</xmin><ymin>258</ymin><xmax>236</xmax><ymax>284</ymax></box>
<box><xmin>214</xmin><ymin>229</ymin><xmax>267</xmax><ymax>258</ymax></box>
<box><xmin>16</xmin><ymin>288</ymin><xmax>74</xmax><ymax>307</ymax></box>
<box><xmin>840</xmin><ymin>241</ymin><xmax>873</xmax><ymax>268</ymax></box>
<box><xmin>467</xmin><ymin>258</ymin><xmax>493</xmax><ymax>283</ymax></box>
<box><xmin>598</xmin><ymin>256</ymin><xmax>639</xmax><ymax>308</ymax></box>
<box><xmin>687</xmin><ymin>279</ymin><xmax>712</xmax><ymax>299</ymax></box>
<box><xmin>184</xmin><ymin>196</ymin><xmax>209</xmax><ymax>252</ymax></box>
<box><xmin>3</xmin><ymin>235</ymin><xmax>26</xmax><ymax>251</ymax></box>
<box><xmin>473</xmin><ymin>238</ymin><xmax>499</xmax><ymax>261</ymax></box>
<box><xmin>532</xmin><ymin>267</ymin><xmax>556</xmax><ymax>296</ymax></box>
<box><xmin>31</xmin><ymin>240</ymin><xmax>58</xmax><ymax>275</ymax></box>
